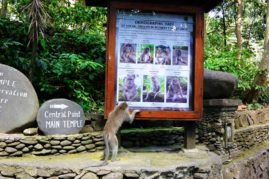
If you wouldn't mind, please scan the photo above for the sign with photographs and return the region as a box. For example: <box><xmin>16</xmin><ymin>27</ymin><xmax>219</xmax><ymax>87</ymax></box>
<box><xmin>115</xmin><ymin>10</ymin><xmax>194</xmax><ymax>111</ymax></box>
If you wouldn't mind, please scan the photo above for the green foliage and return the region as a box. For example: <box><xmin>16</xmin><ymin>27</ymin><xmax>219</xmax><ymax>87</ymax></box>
<box><xmin>205</xmin><ymin>1</ymin><xmax>268</xmax><ymax>104</ymax></box>
<box><xmin>37</xmin><ymin>29</ymin><xmax>106</xmax><ymax>112</ymax></box>
<box><xmin>0</xmin><ymin>18</ymin><xmax>30</xmax><ymax>72</ymax></box>
<box><xmin>45</xmin><ymin>0</ymin><xmax>106</xmax><ymax>32</ymax></box>
<box><xmin>247</xmin><ymin>101</ymin><xmax>263</xmax><ymax>110</ymax></box>
<box><xmin>39</xmin><ymin>53</ymin><xmax>104</xmax><ymax>112</ymax></box>
<box><xmin>204</xmin><ymin>43</ymin><xmax>269</xmax><ymax>102</ymax></box>
<box><xmin>0</xmin><ymin>1</ymin><xmax>107</xmax><ymax>112</ymax></box>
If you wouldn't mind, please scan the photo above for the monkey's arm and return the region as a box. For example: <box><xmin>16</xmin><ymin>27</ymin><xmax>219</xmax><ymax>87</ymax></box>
<box><xmin>127</xmin><ymin>110</ymin><xmax>140</xmax><ymax>123</ymax></box>
<box><xmin>178</xmin><ymin>85</ymin><xmax>184</xmax><ymax>98</ymax></box>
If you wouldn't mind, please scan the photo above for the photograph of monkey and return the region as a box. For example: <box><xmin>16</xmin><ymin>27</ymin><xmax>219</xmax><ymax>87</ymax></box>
<box><xmin>143</xmin><ymin>75</ymin><xmax>164</xmax><ymax>102</ymax></box>
<box><xmin>120</xmin><ymin>43</ymin><xmax>137</xmax><ymax>63</ymax></box>
<box><xmin>137</xmin><ymin>44</ymin><xmax>154</xmax><ymax>64</ymax></box>
<box><xmin>118</xmin><ymin>74</ymin><xmax>141</xmax><ymax>102</ymax></box>
<box><xmin>172</xmin><ymin>46</ymin><xmax>188</xmax><ymax>66</ymax></box>
<box><xmin>99</xmin><ymin>102</ymin><xmax>140</xmax><ymax>166</ymax></box>
<box><xmin>166</xmin><ymin>76</ymin><xmax>188</xmax><ymax>103</ymax></box>
<box><xmin>154</xmin><ymin>45</ymin><xmax>171</xmax><ymax>65</ymax></box>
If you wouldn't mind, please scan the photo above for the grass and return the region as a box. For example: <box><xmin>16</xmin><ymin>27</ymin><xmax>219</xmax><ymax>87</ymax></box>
<box><xmin>120</xmin><ymin>127</ymin><xmax>184</xmax><ymax>134</ymax></box>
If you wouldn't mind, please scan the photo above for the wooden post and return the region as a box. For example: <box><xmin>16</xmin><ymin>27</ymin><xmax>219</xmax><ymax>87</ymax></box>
<box><xmin>184</xmin><ymin>122</ymin><xmax>196</xmax><ymax>149</ymax></box>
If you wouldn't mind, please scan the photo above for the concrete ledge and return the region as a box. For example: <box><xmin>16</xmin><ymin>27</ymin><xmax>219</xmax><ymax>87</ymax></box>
<box><xmin>0</xmin><ymin>147</ymin><xmax>222</xmax><ymax>178</ymax></box>
<box><xmin>204</xmin><ymin>99</ymin><xmax>242</xmax><ymax>108</ymax></box>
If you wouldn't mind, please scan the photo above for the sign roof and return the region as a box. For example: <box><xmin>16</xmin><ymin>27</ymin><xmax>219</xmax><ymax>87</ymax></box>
<box><xmin>85</xmin><ymin>0</ymin><xmax>222</xmax><ymax>12</ymax></box>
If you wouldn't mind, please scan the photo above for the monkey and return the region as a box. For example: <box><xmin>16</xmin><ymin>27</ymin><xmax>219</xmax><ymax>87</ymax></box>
<box><xmin>166</xmin><ymin>77</ymin><xmax>184</xmax><ymax>102</ymax></box>
<box><xmin>173</xmin><ymin>47</ymin><xmax>185</xmax><ymax>65</ymax></box>
<box><xmin>163</xmin><ymin>47</ymin><xmax>171</xmax><ymax>65</ymax></box>
<box><xmin>140</xmin><ymin>47</ymin><xmax>152</xmax><ymax>63</ymax></box>
<box><xmin>122</xmin><ymin>74</ymin><xmax>138</xmax><ymax>101</ymax></box>
<box><xmin>155</xmin><ymin>46</ymin><xmax>171</xmax><ymax>65</ymax></box>
<box><xmin>155</xmin><ymin>46</ymin><xmax>165</xmax><ymax>64</ymax></box>
<box><xmin>144</xmin><ymin>76</ymin><xmax>160</xmax><ymax>101</ymax></box>
<box><xmin>120</xmin><ymin>44</ymin><xmax>136</xmax><ymax>63</ymax></box>
<box><xmin>99</xmin><ymin>102</ymin><xmax>140</xmax><ymax>166</ymax></box>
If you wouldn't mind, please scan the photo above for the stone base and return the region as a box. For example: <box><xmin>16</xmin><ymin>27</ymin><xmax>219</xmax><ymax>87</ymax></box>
<box><xmin>0</xmin><ymin>146</ymin><xmax>222</xmax><ymax>179</ymax></box>
<box><xmin>204</xmin><ymin>99</ymin><xmax>242</xmax><ymax>112</ymax></box>
<box><xmin>223</xmin><ymin>144</ymin><xmax>269</xmax><ymax>179</ymax></box>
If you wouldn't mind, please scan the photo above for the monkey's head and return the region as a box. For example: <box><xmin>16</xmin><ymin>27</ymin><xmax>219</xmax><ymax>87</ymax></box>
<box><xmin>172</xmin><ymin>78</ymin><xmax>179</xmax><ymax>85</ymax></box>
<box><xmin>175</xmin><ymin>48</ymin><xmax>182</xmax><ymax>56</ymax></box>
<box><xmin>156</xmin><ymin>47</ymin><xmax>162</xmax><ymax>54</ymax></box>
<box><xmin>118</xmin><ymin>102</ymin><xmax>128</xmax><ymax>110</ymax></box>
<box><xmin>144</xmin><ymin>47</ymin><xmax>150</xmax><ymax>53</ymax></box>
<box><xmin>125</xmin><ymin>74</ymin><xmax>135</xmax><ymax>88</ymax></box>
<box><xmin>124</xmin><ymin>44</ymin><xmax>133</xmax><ymax>53</ymax></box>
<box><xmin>152</xmin><ymin>76</ymin><xmax>158</xmax><ymax>83</ymax></box>
<box><xmin>165</xmin><ymin>47</ymin><xmax>170</xmax><ymax>54</ymax></box>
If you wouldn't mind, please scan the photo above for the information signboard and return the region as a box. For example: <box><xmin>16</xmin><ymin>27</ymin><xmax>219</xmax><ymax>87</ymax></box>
<box><xmin>116</xmin><ymin>10</ymin><xmax>194</xmax><ymax>111</ymax></box>
<box><xmin>105</xmin><ymin>1</ymin><xmax>204</xmax><ymax>120</ymax></box>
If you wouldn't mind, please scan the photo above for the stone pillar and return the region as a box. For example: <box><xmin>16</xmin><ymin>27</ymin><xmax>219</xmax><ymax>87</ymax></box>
<box><xmin>198</xmin><ymin>99</ymin><xmax>241</xmax><ymax>161</ymax></box>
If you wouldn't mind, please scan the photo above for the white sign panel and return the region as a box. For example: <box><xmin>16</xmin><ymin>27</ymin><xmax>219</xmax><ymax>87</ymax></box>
<box><xmin>115</xmin><ymin>10</ymin><xmax>194</xmax><ymax>111</ymax></box>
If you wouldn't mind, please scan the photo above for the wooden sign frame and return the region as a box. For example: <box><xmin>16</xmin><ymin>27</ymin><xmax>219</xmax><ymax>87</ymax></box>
<box><xmin>105</xmin><ymin>1</ymin><xmax>204</xmax><ymax>120</ymax></box>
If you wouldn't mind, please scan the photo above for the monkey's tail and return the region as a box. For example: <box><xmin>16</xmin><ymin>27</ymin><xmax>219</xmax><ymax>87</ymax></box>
<box><xmin>86</xmin><ymin>133</ymin><xmax>109</xmax><ymax>167</ymax></box>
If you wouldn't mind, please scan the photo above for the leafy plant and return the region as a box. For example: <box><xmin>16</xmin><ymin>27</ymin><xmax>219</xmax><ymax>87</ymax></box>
<box><xmin>247</xmin><ymin>101</ymin><xmax>263</xmax><ymax>110</ymax></box>
<box><xmin>0</xmin><ymin>0</ymin><xmax>107</xmax><ymax>112</ymax></box>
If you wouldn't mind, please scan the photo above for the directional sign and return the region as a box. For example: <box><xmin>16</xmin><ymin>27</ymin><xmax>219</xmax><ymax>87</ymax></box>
<box><xmin>37</xmin><ymin>98</ymin><xmax>85</xmax><ymax>135</ymax></box>
<box><xmin>49</xmin><ymin>104</ymin><xmax>69</xmax><ymax>110</ymax></box>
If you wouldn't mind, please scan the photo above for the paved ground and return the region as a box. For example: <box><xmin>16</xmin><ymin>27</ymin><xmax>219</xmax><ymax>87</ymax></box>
<box><xmin>0</xmin><ymin>146</ymin><xmax>218</xmax><ymax>171</ymax></box>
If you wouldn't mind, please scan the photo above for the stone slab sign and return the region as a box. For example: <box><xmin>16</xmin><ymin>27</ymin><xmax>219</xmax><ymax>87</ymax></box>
<box><xmin>37</xmin><ymin>99</ymin><xmax>85</xmax><ymax>135</ymax></box>
<box><xmin>0</xmin><ymin>64</ymin><xmax>39</xmax><ymax>133</ymax></box>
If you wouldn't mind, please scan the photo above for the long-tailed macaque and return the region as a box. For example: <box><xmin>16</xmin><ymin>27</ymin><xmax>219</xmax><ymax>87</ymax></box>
<box><xmin>144</xmin><ymin>76</ymin><xmax>160</xmax><ymax>101</ymax></box>
<box><xmin>155</xmin><ymin>46</ymin><xmax>171</xmax><ymax>65</ymax></box>
<box><xmin>167</xmin><ymin>78</ymin><xmax>184</xmax><ymax>102</ymax></box>
<box><xmin>140</xmin><ymin>47</ymin><xmax>152</xmax><ymax>63</ymax></box>
<box><xmin>120</xmin><ymin>44</ymin><xmax>136</xmax><ymax>63</ymax></box>
<box><xmin>100</xmin><ymin>102</ymin><xmax>140</xmax><ymax>166</ymax></box>
<box><xmin>122</xmin><ymin>74</ymin><xmax>138</xmax><ymax>101</ymax></box>
<box><xmin>155</xmin><ymin>46</ymin><xmax>165</xmax><ymax>64</ymax></box>
<box><xmin>173</xmin><ymin>48</ymin><xmax>183</xmax><ymax>65</ymax></box>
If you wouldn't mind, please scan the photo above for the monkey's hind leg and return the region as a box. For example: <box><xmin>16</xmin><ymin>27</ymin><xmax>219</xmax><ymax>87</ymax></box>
<box><xmin>144</xmin><ymin>92</ymin><xmax>150</xmax><ymax>101</ymax></box>
<box><xmin>111</xmin><ymin>134</ymin><xmax>119</xmax><ymax>162</ymax></box>
<box><xmin>101</xmin><ymin>134</ymin><xmax>110</xmax><ymax>165</ymax></box>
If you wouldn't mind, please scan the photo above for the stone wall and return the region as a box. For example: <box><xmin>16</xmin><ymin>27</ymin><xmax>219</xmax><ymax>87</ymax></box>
<box><xmin>197</xmin><ymin>108</ymin><xmax>236</xmax><ymax>157</ymax></box>
<box><xmin>0</xmin><ymin>132</ymin><xmax>104</xmax><ymax>157</ymax></box>
<box><xmin>0</xmin><ymin>149</ymin><xmax>223</xmax><ymax>179</ymax></box>
<box><xmin>234</xmin><ymin>124</ymin><xmax>269</xmax><ymax>151</ymax></box>
<box><xmin>198</xmin><ymin>99</ymin><xmax>269</xmax><ymax>161</ymax></box>
<box><xmin>0</xmin><ymin>164</ymin><xmax>217</xmax><ymax>179</ymax></box>
<box><xmin>121</xmin><ymin>127</ymin><xmax>184</xmax><ymax>148</ymax></box>
<box><xmin>222</xmin><ymin>147</ymin><xmax>269</xmax><ymax>179</ymax></box>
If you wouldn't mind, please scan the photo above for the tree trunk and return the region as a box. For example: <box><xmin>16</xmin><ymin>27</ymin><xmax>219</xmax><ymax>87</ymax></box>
<box><xmin>235</xmin><ymin>0</ymin><xmax>243</xmax><ymax>60</ymax></box>
<box><xmin>26</xmin><ymin>0</ymin><xmax>47</xmax><ymax>82</ymax></box>
<box><xmin>1</xmin><ymin>0</ymin><xmax>8</xmax><ymax>17</ymax></box>
<box><xmin>245</xmin><ymin>0</ymin><xmax>269</xmax><ymax>103</ymax></box>
<box><xmin>221</xmin><ymin>2</ymin><xmax>227</xmax><ymax>47</ymax></box>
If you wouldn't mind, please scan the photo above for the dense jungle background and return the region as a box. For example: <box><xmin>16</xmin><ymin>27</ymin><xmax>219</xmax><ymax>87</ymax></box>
<box><xmin>0</xmin><ymin>0</ymin><xmax>269</xmax><ymax>112</ymax></box>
